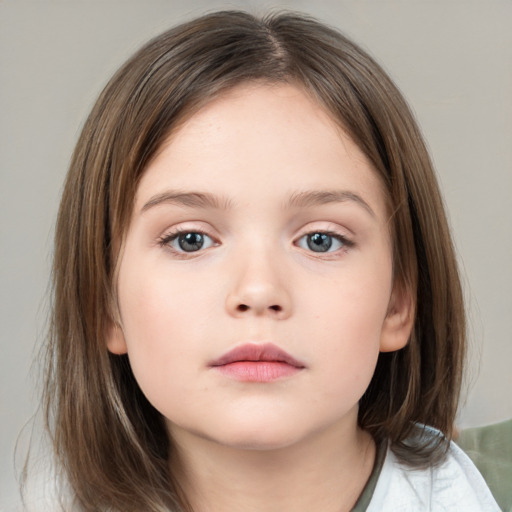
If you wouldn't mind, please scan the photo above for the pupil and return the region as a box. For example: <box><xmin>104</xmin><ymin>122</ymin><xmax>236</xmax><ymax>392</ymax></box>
<box><xmin>307</xmin><ymin>233</ymin><xmax>332</xmax><ymax>252</ymax></box>
<box><xmin>179</xmin><ymin>232</ymin><xmax>203</xmax><ymax>252</ymax></box>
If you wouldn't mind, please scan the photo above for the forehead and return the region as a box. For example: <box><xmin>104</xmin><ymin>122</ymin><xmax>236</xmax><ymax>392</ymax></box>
<box><xmin>134</xmin><ymin>83</ymin><xmax>388</xmax><ymax>218</ymax></box>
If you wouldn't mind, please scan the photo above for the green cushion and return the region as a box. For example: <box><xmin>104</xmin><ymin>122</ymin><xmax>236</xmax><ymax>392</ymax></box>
<box><xmin>457</xmin><ymin>419</ymin><xmax>512</xmax><ymax>512</ymax></box>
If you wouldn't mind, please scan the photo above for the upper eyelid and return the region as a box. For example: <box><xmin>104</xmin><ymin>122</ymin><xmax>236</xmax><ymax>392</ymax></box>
<box><xmin>156</xmin><ymin>221</ymin><xmax>353</xmax><ymax>242</ymax></box>
<box><xmin>295</xmin><ymin>231</ymin><xmax>353</xmax><ymax>245</ymax></box>
<box><xmin>166</xmin><ymin>226</ymin><xmax>210</xmax><ymax>236</ymax></box>
<box><xmin>294</xmin><ymin>222</ymin><xmax>353</xmax><ymax>238</ymax></box>
<box><xmin>160</xmin><ymin>227</ymin><xmax>217</xmax><ymax>244</ymax></box>
<box><xmin>159</xmin><ymin>222</ymin><xmax>218</xmax><ymax>238</ymax></box>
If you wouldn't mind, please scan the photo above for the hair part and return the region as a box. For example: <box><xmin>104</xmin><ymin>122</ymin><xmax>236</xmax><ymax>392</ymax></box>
<box><xmin>44</xmin><ymin>10</ymin><xmax>465</xmax><ymax>510</ymax></box>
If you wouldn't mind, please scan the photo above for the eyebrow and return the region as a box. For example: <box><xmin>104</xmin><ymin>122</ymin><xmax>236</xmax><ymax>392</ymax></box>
<box><xmin>141</xmin><ymin>189</ymin><xmax>375</xmax><ymax>217</ymax></box>
<box><xmin>286</xmin><ymin>190</ymin><xmax>375</xmax><ymax>217</ymax></box>
<box><xmin>141</xmin><ymin>191</ymin><xmax>235</xmax><ymax>213</ymax></box>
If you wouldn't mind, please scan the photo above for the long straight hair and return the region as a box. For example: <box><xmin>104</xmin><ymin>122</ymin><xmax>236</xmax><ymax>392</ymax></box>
<box><xmin>43</xmin><ymin>10</ymin><xmax>465</xmax><ymax>511</ymax></box>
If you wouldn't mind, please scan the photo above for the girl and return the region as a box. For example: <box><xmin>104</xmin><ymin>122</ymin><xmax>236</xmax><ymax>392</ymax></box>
<box><xmin>40</xmin><ymin>10</ymin><xmax>499</xmax><ymax>512</ymax></box>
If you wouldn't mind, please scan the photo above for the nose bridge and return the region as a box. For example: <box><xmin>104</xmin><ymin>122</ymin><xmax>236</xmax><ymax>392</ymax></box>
<box><xmin>226</xmin><ymin>237</ymin><xmax>291</xmax><ymax>318</ymax></box>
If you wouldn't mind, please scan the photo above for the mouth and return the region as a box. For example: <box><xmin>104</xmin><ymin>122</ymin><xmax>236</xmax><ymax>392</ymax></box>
<box><xmin>209</xmin><ymin>342</ymin><xmax>305</xmax><ymax>382</ymax></box>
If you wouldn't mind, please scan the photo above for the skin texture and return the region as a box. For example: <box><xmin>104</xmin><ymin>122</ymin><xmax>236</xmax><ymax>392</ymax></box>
<box><xmin>108</xmin><ymin>83</ymin><xmax>413</xmax><ymax>511</ymax></box>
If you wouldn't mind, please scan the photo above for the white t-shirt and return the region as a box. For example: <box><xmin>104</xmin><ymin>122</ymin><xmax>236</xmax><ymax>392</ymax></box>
<box><xmin>366</xmin><ymin>441</ymin><xmax>500</xmax><ymax>511</ymax></box>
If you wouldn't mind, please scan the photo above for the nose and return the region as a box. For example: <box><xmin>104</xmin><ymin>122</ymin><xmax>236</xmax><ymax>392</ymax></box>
<box><xmin>225</xmin><ymin>249</ymin><xmax>292</xmax><ymax>320</ymax></box>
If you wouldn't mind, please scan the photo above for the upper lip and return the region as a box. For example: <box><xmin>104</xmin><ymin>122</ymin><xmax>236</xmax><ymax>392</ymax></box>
<box><xmin>209</xmin><ymin>343</ymin><xmax>305</xmax><ymax>368</ymax></box>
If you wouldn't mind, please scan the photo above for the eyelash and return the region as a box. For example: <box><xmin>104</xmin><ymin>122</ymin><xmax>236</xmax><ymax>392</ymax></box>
<box><xmin>295</xmin><ymin>230</ymin><xmax>354</xmax><ymax>255</ymax></box>
<box><xmin>157</xmin><ymin>228</ymin><xmax>216</xmax><ymax>254</ymax></box>
<box><xmin>157</xmin><ymin>228</ymin><xmax>354</xmax><ymax>256</ymax></box>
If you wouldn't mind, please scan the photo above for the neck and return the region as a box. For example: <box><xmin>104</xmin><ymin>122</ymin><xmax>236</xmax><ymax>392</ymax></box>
<box><xmin>169</xmin><ymin>421</ymin><xmax>376</xmax><ymax>512</ymax></box>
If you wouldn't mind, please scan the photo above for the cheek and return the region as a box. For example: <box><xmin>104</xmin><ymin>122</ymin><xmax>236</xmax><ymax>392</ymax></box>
<box><xmin>297</xmin><ymin>261</ymin><xmax>392</xmax><ymax>397</ymax></box>
<box><xmin>120</xmin><ymin>255</ymin><xmax>213</xmax><ymax>340</ymax></box>
<box><xmin>117</xmin><ymin>254</ymin><xmax>230</xmax><ymax>418</ymax></box>
<box><xmin>117</xmin><ymin>262</ymin><xmax>197</xmax><ymax>400</ymax></box>
<box><xmin>302</xmin><ymin>258</ymin><xmax>392</xmax><ymax>344</ymax></box>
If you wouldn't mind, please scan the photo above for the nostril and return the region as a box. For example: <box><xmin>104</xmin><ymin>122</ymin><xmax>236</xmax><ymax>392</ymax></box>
<box><xmin>235</xmin><ymin>304</ymin><xmax>282</xmax><ymax>313</ymax></box>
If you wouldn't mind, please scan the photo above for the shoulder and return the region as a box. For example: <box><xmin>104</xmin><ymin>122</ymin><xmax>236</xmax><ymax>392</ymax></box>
<box><xmin>366</xmin><ymin>436</ymin><xmax>501</xmax><ymax>512</ymax></box>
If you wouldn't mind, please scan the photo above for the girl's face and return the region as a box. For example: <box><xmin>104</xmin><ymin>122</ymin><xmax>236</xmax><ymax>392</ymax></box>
<box><xmin>109</xmin><ymin>83</ymin><xmax>412</xmax><ymax>451</ymax></box>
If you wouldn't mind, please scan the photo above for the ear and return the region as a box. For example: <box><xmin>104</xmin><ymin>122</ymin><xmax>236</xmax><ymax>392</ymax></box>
<box><xmin>379</xmin><ymin>284</ymin><xmax>415</xmax><ymax>353</ymax></box>
<box><xmin>106</xmin><ymin>321</ymin><xmax>128</xmax><ymax>355</ymax></box>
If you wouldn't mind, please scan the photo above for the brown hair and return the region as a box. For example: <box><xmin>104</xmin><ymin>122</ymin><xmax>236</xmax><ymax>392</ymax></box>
<box><xmin>43</xmin><ymin>10</ymin><xmax>465</xmax><ymax>511</ymax></box>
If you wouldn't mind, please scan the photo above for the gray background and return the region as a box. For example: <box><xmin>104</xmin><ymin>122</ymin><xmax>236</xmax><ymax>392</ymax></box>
<box><xmin>1</xmin><ymin>0</ymin><xmax>511</xmax><ymax>508</ymax></box>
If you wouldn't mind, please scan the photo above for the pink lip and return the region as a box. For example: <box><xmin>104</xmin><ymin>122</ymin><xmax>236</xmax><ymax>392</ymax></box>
<box><xmin>209</xmin><ymin>343</ymin><xmax>305</xmax><ymax>382</ymax></box>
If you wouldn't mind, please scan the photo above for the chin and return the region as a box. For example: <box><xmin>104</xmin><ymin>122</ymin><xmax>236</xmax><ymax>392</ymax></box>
<box><xmin>220</xmin><ymin>432</ymin><xmax>299</xmax><ymax>451</ymax></box>
<box><xmin>181</xmin><ymin>417</ymin><xmax>310</xmax><ymax>452</ymax></box>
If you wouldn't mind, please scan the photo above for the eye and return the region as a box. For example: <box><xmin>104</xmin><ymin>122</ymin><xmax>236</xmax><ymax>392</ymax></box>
<box><xmin>296</xmin><ymin>232</ymin><xmax>349</xmax><ymax>253</ymax></box>
<box><xmin>162</xmin><ymin>231</ymin><xmax>216</xmax><ymax>253</ymax></box>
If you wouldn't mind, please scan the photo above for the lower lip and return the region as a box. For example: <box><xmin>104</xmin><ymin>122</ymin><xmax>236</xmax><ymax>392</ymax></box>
<box><xmin>213</xmin><ymin>361</ymin><xmax>302</xmax><ymax>382</ymax></box>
